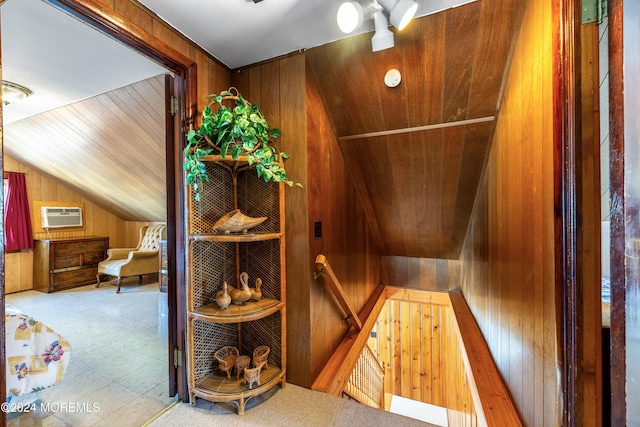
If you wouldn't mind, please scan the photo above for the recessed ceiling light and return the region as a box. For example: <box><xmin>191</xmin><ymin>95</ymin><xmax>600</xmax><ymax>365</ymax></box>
<box><xmin>2</xmin><ymin>81</ymin><xmax>32</xmax><ymax>105</ymax></box>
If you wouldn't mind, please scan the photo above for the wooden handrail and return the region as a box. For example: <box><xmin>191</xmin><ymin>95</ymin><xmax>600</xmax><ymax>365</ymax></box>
<box><xmin>314</xmin><ymin>254</ymin><xmax>363</xmax><ymax>330</ymax></box>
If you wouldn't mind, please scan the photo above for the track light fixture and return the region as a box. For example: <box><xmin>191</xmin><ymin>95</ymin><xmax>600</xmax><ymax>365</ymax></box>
<box><xmin>371</xmin><ymin>11</ymin><xmax>394</xmax><ymax>52</ymax></box>
<box><xmin>377</xmin><ymin>0</ymin><xmax>418</xmax><ymax>30</ymax></box>
<box><xmin>336</xmin><ymin>0</ymin><xmax>418</xmax><ymax>52</ymax></box>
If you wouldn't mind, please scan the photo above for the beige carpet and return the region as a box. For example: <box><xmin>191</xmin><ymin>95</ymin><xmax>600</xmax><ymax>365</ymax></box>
<box><xmin>147</xmin><ymin>383</ymin><xmax>435</xmax><ymax>427</ymax></box>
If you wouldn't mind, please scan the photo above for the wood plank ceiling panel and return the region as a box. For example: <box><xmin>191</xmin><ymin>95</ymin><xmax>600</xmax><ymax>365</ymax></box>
<box><xmin>4</xmin><ymin>75</ymin><xmax>166</xmax><ymax>222</ymax></box>
<box><xmin>442</xmin><ymin>1</ymin><xmax>481</xmax><ymax>123</ymax></box>
<box><xmin>402</xmin><ymin>13</ymin><xmax>446</xmax><ymax>128</ymax></box>
<box><xmin>307</xmin><ymin>0</ymin><xmax>523</xmax><ymax>259</ymax></box>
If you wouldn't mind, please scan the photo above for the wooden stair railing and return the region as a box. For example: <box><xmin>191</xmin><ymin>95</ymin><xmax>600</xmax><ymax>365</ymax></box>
<box><xmin>343</xmin><ymin>344</ymin><xmax>385</xmax><ymax>409</ymax></box>
<box><xmin>313</xmin><ymin>283</ymin><xmax>522</xmax><ymax>427</ymax></box>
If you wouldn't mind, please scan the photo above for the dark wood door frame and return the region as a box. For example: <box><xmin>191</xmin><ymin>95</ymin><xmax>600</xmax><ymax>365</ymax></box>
<box><xmin>555</xmin><ymin>0</ymin><xmax>604</xmax><ymax>425</ymax></box>
<box><xmin>608</xmin><ymin>0</ymin><xmax>640</xmax><ymax>425</ymax></box>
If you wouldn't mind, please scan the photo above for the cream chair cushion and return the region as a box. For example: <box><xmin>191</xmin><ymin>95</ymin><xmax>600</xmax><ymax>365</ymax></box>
<box><xmin>96</xmin><ymin>224</ymin><xmax>166</xmax><ymax>293</ymax></box>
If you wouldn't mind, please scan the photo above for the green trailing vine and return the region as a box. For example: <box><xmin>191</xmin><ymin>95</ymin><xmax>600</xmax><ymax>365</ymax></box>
<box><xmin>184</xmin><ymin>88</ymin><xmax>301</xmax><ymax>201</ymax></box>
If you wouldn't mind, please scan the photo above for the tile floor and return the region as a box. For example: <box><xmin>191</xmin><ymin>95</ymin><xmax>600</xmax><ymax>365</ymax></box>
<box><xmin>5</xmin><ymin>278</ymin><xmax>176</xmax><ymax>426</ymax></box>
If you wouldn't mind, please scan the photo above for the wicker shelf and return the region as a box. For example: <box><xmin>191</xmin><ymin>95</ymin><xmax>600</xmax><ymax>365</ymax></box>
<box><xmin>192</xmin><ymin>367</ymin><xmax>284</xmax><ymax>415</ymax></box>
<box><xmin>185</xmin><ymin>159</ymin><xmax>286</xmax><ymax>415</ymax></box>
<box><xmin>199</xmin><ymin>154</ymin><xmax>250</xmax><ymax>164</ymax></box>
<box><xmin>190</xmin><ymin>232</ymin><xmax>281</xmax><ymax>243</ymax></box>
<box><xmin>191</xmin><ymin>299</ymin><xmax>284</xmax><ymax>323</ymax></box>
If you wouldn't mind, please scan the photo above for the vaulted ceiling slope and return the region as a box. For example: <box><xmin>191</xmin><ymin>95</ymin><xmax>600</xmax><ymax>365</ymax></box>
<box><xmin>4</xmin><ymin>75</ymin><xmax>167</xmax><ymax>222</ymax></box>
<box><xmin>306</xmin><ymin>0</ymin><xmax>525</xmax><ymax>259</ymax></box>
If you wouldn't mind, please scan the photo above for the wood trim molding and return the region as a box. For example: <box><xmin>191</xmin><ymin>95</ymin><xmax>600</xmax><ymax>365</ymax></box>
<box><xmin>44</xmin><ymin>0</ymin><xmax>197</xmax><ymax>74</ymax></box>
<box><xmin>338</xmin><ymin>116</ymin><xmax>495</xmax><ymax>141</ymax></box>
<box><xmin>384</xmin><ymin>285</ymin><xmax>450</xmax><ymax>306</ymax></box>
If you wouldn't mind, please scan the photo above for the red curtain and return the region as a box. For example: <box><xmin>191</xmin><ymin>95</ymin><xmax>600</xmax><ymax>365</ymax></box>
<box><xmin>4</xmin><ymin>172</ymin><xmax>33</xmax><ymax>251</ymax></box>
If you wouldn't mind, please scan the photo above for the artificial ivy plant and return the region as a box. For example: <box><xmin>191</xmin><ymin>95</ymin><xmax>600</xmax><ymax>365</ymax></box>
<box><xmin>184</xmin><ymin>88</ymin><xmax>300</xmax><ymax>201</ymax></box>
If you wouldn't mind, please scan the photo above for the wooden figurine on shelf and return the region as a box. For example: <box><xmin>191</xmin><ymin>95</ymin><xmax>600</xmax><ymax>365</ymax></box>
<box><xmin>230</xmin><ymin>272</ymin><xmax>251</xmax><ymax>305</ymax></box>
<box><xmin>214</xmin><ymin>346</ymin><xmax>238</xmax><ymax>379</ymax></box>
<box><xmin>215</xmin><ymin>281</ymin><xmax>231</xmax><ymax>310</ymax></box>
<box><xmin>252</xmin><ymin>345</ymin><xmax>270</xmax><ymax>371</ymax></box>
<box><xmin>250</xmin><ymin>278</ymin><xmax>262</xmax><ymax>301</ymax></box>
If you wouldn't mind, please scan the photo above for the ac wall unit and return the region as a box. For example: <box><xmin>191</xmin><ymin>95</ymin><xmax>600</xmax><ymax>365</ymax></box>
<box><xmin>41</xmin><ymin>206</ymin><xmax>83</xmax><ymax>229</ymax></box>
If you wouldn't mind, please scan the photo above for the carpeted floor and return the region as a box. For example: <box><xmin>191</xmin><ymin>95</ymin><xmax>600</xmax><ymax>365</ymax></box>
<box><xmin>147</xmin><ymin>383</ymin><xmax>435</xmax><ymax>427</ymax></box>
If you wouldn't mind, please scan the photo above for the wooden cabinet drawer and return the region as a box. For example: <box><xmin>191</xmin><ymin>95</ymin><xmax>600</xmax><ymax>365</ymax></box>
<box><xmin>54</xmin><ymin>240</ymin><xmax>107</xmax><ymax>256</ymax></box>
<box><xmin>52</xmin><ymin>251</ymin><xmax>105</xmax><ymax>271</ymax></box>
<box><xmin>52</xmin><ymin>267</ymin><xmax>98</xmax><ymax>288</ymax></box>
<box><xmin>53</xmin><ymin>255</ymin><xmax>81</xmax><ymax>270</ymax></box>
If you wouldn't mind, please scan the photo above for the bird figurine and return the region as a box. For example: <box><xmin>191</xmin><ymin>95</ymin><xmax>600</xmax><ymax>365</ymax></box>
<box><xmin>230</xmin><ymin>272</ymin><xmax>251</xmax><ymax>305</ymax></box>
<box><xmin>215</xmin><ymin>281</ymin><xmax>231</xmax><ymax>310</ymax></box>
<box><xmin>250</xmin><ymin>278</ymin><xmax>262</xmax><ymax>301</ymax></box>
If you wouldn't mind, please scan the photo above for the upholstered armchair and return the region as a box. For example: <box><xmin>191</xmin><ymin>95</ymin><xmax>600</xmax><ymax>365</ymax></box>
<box><xmin>96</xmin><ymin>224</ymin><xmax>166</xmax><ymax>293</ymax></box>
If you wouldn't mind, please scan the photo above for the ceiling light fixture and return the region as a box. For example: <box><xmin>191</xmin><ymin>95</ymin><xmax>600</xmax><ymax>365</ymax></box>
<box><xmin>371</xmin><ymin>11</ymin><xmax>394</xmax><ymax>52</ymax></box>
<box><xmin>2</xmin><ymin>81</ymin><xmax>32</xmax><ymax>105</ymax></box>
<box><xmin>336</xmin><ymin>0</ymin><xmax>418</xmax><ymax>52</ymax></box>
<box><xmin>337</xmin><ymin>1</ymin><xmax>365</xmax><ymax>33</ymax></box>
<box><xmin>377</xmin><ymin>0</ymin><xmax>418</xmax><ymax>30</ymax></box>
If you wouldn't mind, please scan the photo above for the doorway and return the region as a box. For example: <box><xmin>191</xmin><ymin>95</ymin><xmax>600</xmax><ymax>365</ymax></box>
<box><xmin>0</xmin><ymin>0</ymin><xmax>189</xmax><ymax>424</ymax></box>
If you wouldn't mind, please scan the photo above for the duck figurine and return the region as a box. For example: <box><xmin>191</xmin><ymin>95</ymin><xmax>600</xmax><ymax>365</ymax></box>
<box><xmin>230</xmin><ymin>272</ymin><xmax>251</xmax><ymax>305</ymax></box>
<box><xmin>215</xmin><ymin>281</ymin><xmax>231</xmax><ymax>310</ymax></box>
<box><xmin>250</xmin><ymin>278</ymin><xmax>262</xmax><ymax>301</ymax></box>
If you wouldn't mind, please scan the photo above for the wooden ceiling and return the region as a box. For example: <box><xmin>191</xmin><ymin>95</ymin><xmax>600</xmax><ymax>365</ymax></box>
<box><xmin>2</xmin><ymin>0</ymin><xmax>524</xmax><ymax>260</ymax></box>
<box><xmin>306</xmin><ymin>0</ymin><xmax>525</xmax><ymax>259</ymax></box>
<box><xmin>4</xmin><ymin>75</ymin><xmax>167</xmax><ymax>222</ymax></box>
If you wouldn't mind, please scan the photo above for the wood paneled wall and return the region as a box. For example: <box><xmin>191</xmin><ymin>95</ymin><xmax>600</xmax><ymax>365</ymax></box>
<box><xmin>370</xmin><ymin>294</ymin><xmax>475</xmax><ymax>422</ymax></box>
<box><xmin>459</xmin><ymin>0</ymin><xmax>558</xmax><ymax>424</ymax></box>
<box><xmin>381</xmin><ymin>256</ymin><xmax>460</xmax><ymax>291</ymax></box>
<box><xmin>230</xmin><ymin>56</ymin><xmax>381</xmax><ymax>387</ymax></box>
<box><xmin>305</xmin><ymin>73</ymin><xmax>380</xmax><ymax>384</ymax></box>
<box><xmin>3</xmin><ymin>155</ymin><xmax>152</xmax><ymax>294</ymax></box>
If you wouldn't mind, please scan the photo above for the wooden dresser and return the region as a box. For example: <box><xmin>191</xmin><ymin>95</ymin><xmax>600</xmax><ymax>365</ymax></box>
<box><xmin>33</xmin><ymin>236</ymin><xmax>109</xmax><ymax>293</ymax></box>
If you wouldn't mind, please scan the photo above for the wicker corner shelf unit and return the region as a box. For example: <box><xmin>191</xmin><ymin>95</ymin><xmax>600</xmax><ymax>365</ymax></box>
<box><xmin>185</xmin><ymin>156</ymin><xmax>286</xmax><ymax>415</ymax></box>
